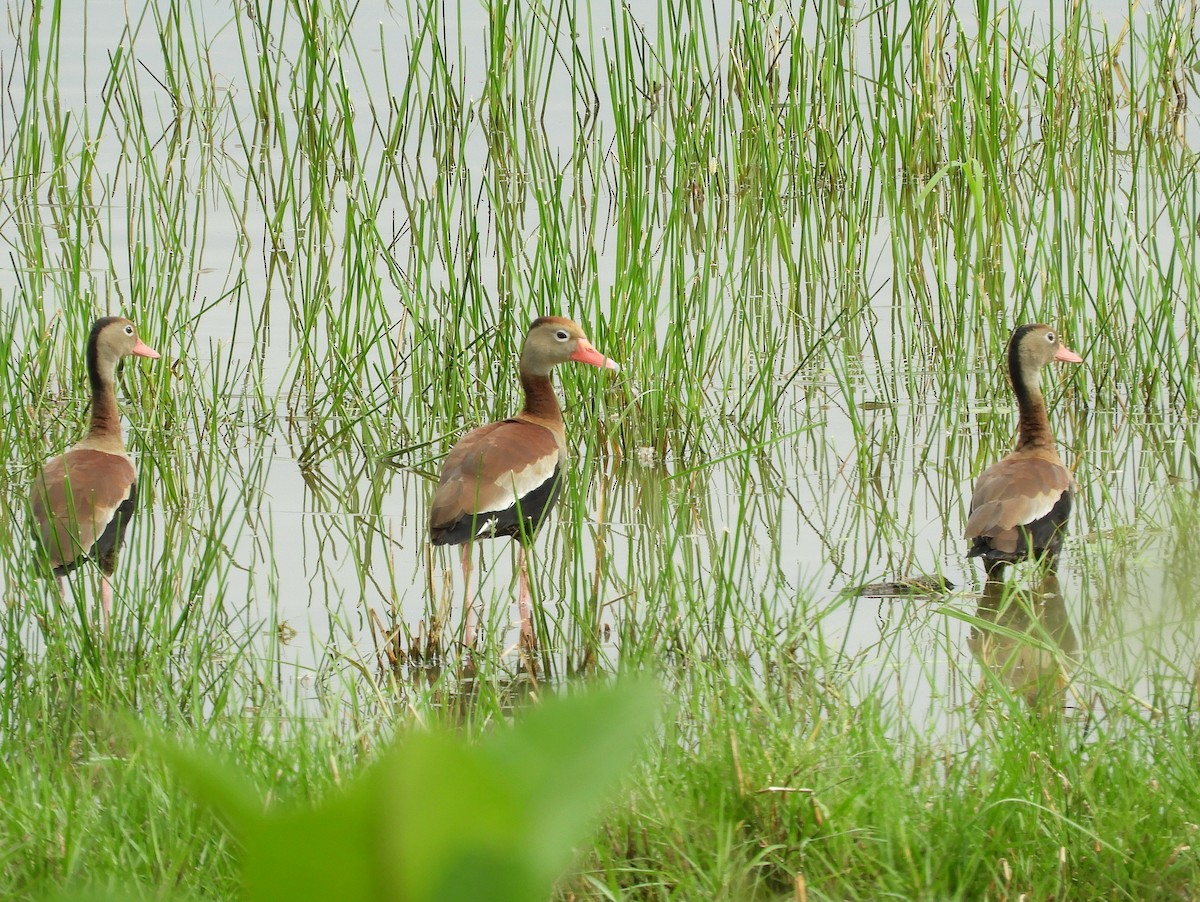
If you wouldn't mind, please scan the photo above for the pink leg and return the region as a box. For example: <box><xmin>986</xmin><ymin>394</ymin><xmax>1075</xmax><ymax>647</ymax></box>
<box><xmin>516</xmin><ymin>544</ymin><xmax>536</xmax><ymax>652</ymax></box>
<box><xmin>55</xmin><ymin>576</ymin><xmax>65</xmax><ymax>599</ymax></box>
<box><xmin>100</xmin><ymin>575</ymin><xmax>113</xmax><ymax>625</ymax></box>
<box><xmin>461</xmin><ymin>544</ymin><xmax>477</xmax><ymax>648</ymax></box>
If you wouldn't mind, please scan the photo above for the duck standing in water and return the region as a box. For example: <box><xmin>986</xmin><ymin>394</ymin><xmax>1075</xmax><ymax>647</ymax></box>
<box><xmin>429</xmin><ymin>316</ymin><xmax>619</xmax><ymax>654</ymax></box>
<box><xmin>30</xmin><ymin>317</ymin><xmax>160</xmax><ymax>620</ymax></box>
<box><xmin>965</xmin><ymin>323</ymin><xmax>1083</xmax><ymax>576</ymax></box>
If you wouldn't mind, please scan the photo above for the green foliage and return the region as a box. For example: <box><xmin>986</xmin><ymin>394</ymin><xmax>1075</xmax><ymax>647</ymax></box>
<box><xmin>156</xmin><ymin>681</ymin><xmax>660</xmax><ymax>902</ymax></box>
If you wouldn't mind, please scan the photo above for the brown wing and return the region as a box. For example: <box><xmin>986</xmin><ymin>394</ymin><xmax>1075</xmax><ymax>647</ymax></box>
<box><xmin>429</xmin><ymin>420</ymin><xmax>561</xmax><ymax>533</ymax></box>
<box><xmin>965</xmin><ymin>456</ymin><xmax>1072</xmax><ymax>550</ymax></box>
<box><xmin>30</xmin><ymin>448</ymin><xmax>136</xmax><ymax>569</ymax></box>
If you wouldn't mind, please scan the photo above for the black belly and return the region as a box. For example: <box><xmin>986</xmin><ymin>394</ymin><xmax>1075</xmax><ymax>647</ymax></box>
<box><xmin>50</xmin><ymin>482</ymin><xmax>138</xmax><ymax>577</ymax></box>
<box><xmin>431</xmin><ymin>469</ymin><xmax>562</xmax><ymax>547</ymax></box>
<box><xmin>969</xmin><ymin>488</ymin><xmax>1072</xmax><ymax>565</ymax></box>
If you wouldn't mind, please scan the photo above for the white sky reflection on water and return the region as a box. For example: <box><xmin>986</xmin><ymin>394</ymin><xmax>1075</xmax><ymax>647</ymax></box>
<box><xmin>2</xmin><ymin>0</ymin><xmax>1198</xmax><ymax>734</ymax></box>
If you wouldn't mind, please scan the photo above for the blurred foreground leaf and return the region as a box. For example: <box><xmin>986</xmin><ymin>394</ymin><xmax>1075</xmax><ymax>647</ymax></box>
<box><xmin>159</xmin><ymin>679</ymin><xmax>660</xmax><ymax>902</ymax></box>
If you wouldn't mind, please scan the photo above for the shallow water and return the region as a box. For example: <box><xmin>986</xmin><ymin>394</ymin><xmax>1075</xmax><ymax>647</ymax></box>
<box><xmin>2</xmin><ymin>0</ymin><xmax>1200</xmax><ymax>735</ymax></box>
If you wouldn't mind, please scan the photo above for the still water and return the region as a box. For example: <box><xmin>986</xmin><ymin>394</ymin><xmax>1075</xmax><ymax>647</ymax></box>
<box><xmin>2</xmin><ymin>0</ymin><xmax>1198</xmax><ymax>732</ymax></box>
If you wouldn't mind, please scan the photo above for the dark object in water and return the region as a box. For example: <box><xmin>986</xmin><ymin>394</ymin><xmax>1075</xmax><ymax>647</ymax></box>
<box><xmin>857</xmin><ymin>575</ymin><xmax>956</xmax><ymax>598</ymax></box>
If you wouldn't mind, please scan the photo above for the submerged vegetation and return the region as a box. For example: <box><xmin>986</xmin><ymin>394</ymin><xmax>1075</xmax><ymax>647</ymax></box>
<box><xmin>1</xmin><ymin>0</ymin><xmax>1200</xmax><ymax>897</ymax></box>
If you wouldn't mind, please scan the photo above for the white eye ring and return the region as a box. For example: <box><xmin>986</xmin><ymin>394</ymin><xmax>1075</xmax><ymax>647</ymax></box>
<box><xmin>1046</xmin><ymin>332</ymin><xmax>1056</xmax><ymax>343</ymax></box>
<box><xmin>555</xmin><ymin>330</ymin><xmax>570</xmax><ymax>341</ymax></box>
<box><xmin>124</xmin><ymin>325</ymin><xmax>134</xmax><ymax>336</ymax></box>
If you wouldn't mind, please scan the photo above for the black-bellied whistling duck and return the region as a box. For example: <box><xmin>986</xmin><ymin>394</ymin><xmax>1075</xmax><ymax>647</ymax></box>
<box><xmin>429</xmin><ymin>316</ymin><xmax>619</xmax><ymax>650</ymax></box>
<box><xmin>29</xmin><ymin>317</ymin><xmax>160</xmax><ymax>619</ymax></box>
<box><xmin>965</xmin><ymin>323</ymin><xmax>1082</xmax><ymax>575</ymax></box>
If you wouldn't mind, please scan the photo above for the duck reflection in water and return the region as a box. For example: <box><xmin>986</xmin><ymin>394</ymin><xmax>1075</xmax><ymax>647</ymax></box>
<box><xmin>968</xmin><ymin>569</ymin><xmax>1079</xmax><ymax>712</ymax></box>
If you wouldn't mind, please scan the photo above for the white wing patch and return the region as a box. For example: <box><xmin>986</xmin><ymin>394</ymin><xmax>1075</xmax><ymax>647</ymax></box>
<box><xmin>479</xmin><ymin>455</ymin><xmax>559</xmax><ymax>515</ymax></box>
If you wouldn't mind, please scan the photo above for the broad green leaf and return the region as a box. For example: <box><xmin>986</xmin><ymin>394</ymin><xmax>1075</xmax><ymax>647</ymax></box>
<box><xmin>154</xmin><ymin>679</ymin><xmax>660</xmax><ymax>902</ymax></box>
<box><xmin>383</xmin><ymin>678</ymin><xmax>661</xmax><ymax>900</ymax></box>
<box><xmin>241</xmin><ymin>770</ymin><xmax>388</xmax><ymax>902</ymax></box>
<box><xmin>487</xmin><ymin>678</ymin><xmax>663</xmax><ymax>884</ymax></box>
<box><xmin>147</xmin><ymin>738</ymin><xmax>264</xmax><ymax>834</ymax></box>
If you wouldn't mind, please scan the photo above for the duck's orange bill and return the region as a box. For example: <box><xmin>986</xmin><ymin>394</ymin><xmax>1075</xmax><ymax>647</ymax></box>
<box><xmin>570</xmin><ymin>339</ymin><xmax>620</xmax><ymax>371</ymax></box>
<box><xmin>132</xmin><ymin>340</ymin><xmax>161</xmax><ymax>360</ymax></box>
<box><xmin>1055</xmin><ymin>345</ymin><xmax>1082</xmax><ymax>364</ymax></box>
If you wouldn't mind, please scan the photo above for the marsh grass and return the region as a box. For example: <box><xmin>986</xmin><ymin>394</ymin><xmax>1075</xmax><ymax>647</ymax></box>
<box><xmin>2</xmin><ymin>0</ymin><xmax>1200</xmax><ymax>897</ymax></box>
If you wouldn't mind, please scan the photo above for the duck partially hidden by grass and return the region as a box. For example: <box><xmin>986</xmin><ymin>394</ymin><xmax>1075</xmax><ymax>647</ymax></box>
<box><xmin>29</xmin><ymin>317</ymin><xmax>159</xmax><ymax>622</ymax></box>
<box><xmin>429</xmin><ymin>316</ymin><xmax>619</xmax><ymax>660</ymax></box>
<box><xmin>965</xmin><ymin>324</ymin><xmax>1083</xmax><ymax>577</ymax></box>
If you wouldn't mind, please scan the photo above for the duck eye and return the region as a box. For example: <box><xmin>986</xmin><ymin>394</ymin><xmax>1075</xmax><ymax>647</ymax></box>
<box><xmin>1046</xmin><ymin>332</ymin><xmax>1056</xmax><ymax>343</ymax></box>
<box><xmin>124</xmin><ymin>325</ymin><xmax>134</xmax><ymax>336</ymax></box>
<box><xmin>555</xmin><ymin>330</ymin><xmax>570</xmax><ymax>341</ymax></box>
